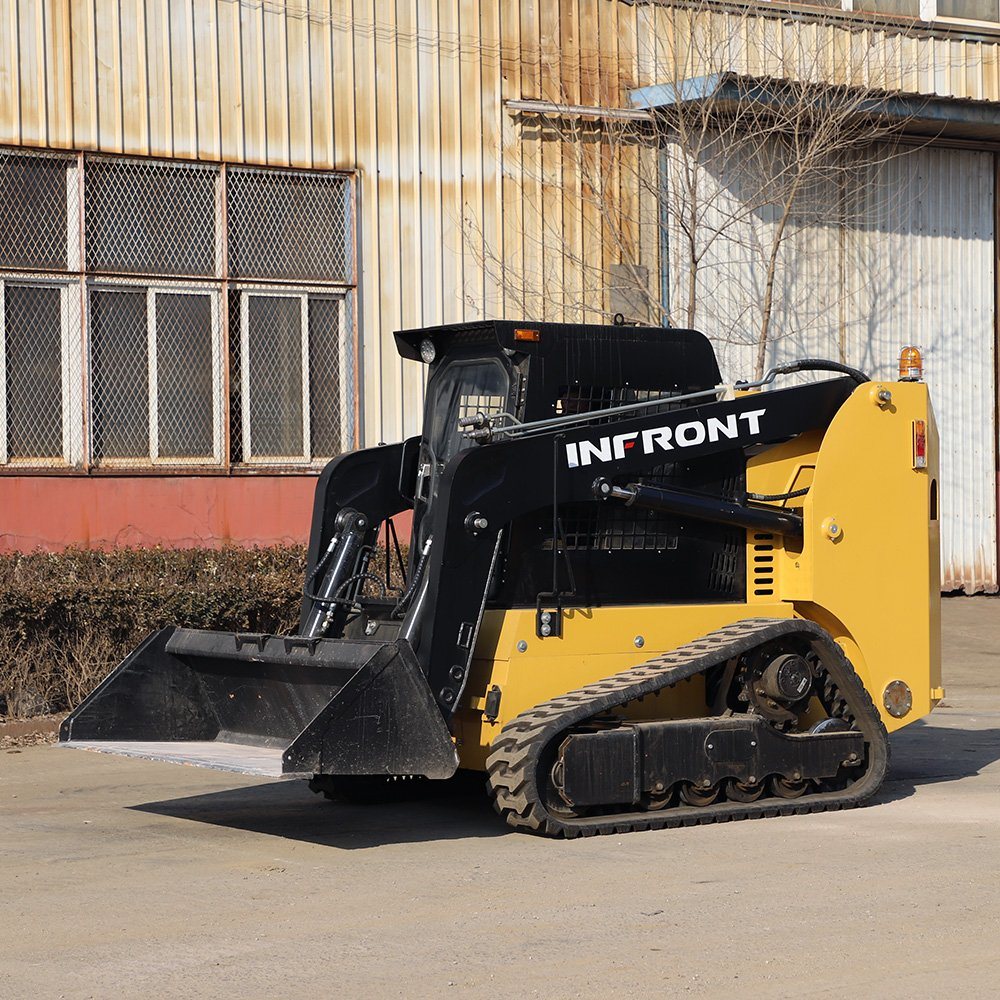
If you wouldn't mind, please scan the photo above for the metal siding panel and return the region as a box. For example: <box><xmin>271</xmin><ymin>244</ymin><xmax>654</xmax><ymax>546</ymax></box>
<box><xmin>239</xmin><ymin>0</ymin><xmax>266</xmax><ymax>163</ymax></box>
<box><xmin>144</xmin><ymin>0</ymin><xmax>173</xmax><ymax>157</ymax></box>
<box><xmin>287</xmin><ymin>0</ymin><xmax>312</xmax><ymax>167</ymax></box>
<box><xmin>371</xmin><ymin>0</ymin><xmax>400</xmax><ymax>442</ymax></box>
<box><xmin>396</xmin><ymin>0</ymin><xmax>424</xmax><ymax>438</ymax></box>
<box><xmin>352</xmin><ymin>0</ymin><xmax>383</xmax><ymax>444</ymax></box>
<box><xmin>193</xmin><ymin>0</ymin><xmax>221</xmax><ymax>161</ymax></box>
<box><xmin>94</xmin><ymin>0</ymin><xmax>122</xmax><ymax>150</ymax></box>
<box><xmin>18</xmin><ymin>0</ymin><xmax>48</xmax><ymax>145</ymax></box>
<box><xmin>461</xmin><ymin>0</ymin><xmax>485</xmax><ymax>322</ymax></box>
<box><xmin>262</xmin><ymin>3</ymin><xmax>289</xmax><ymax>165</ymax></box>
<box><xmin>217</xmin><ymin>0</ymin><xmax>244</xmax><ymax>161</ymax></box>
<box><xmin>481</xmin><ymin>0</ymin><xmax>503</xmax><ymax>322</ymax></box>
<box><xmin>120</xmin><ymin>0</ymin><xmax>149</xmax><ymax>155</ymax></box>
<box><xmin>417</xmin><ymin>0</ymin><xmax>443</xmax><ymax>330</ymax></box>
<box><xmin>69</xmin><ymin>0</ymin><xmax>98</xmax><ymax>148</ymax></box>
<box><xmin>45</xmin><ymin>0</ymin><xmax>74</xmax><ymax>147</ymax></box>
<box><xmin>499</xmin><ymin>0</ymin><xmax>525</xmax><ymax>319</ymax></box>
<box><xmin>330</xmin><ymin>0</ymin><xmax>355</xmax><ymax>169</ymax></box>
<box><xmin>0</xmin><ymin>2</ymin><xmax>20</xmax><ymax>143</ymax></box>
<box><xmin>438</xmin><ymin>0</ymin><xmax>465</xmax><ymax>324</ymax></box>
<box><xmin>308</xmin><ymin>0</ymin><xmax>334</xmax><ymax>169</ymax></box>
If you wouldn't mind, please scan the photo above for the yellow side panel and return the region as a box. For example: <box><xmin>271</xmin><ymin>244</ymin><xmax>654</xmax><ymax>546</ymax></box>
<box><xmin>748</xmin><ymin>380</ymin><xmax>941</xmax><ymax>734</ymax></box>
<box><xmin>455</xmin><ymin>602</ymin><xmax>793</xmax><ymax>771</ymax></box>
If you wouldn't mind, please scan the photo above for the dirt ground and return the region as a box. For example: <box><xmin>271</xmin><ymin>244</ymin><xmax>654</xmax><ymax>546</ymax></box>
<box><xmin>3</xmin><ymin>598</ymin><xmax>999</xmax><ymax>999</ymax></box>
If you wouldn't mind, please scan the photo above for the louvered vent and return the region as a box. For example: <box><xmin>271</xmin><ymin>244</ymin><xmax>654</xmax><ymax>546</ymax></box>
<box><xmin>752</xmin><ymin>533</ymin><xmax>776</xmax><ymax>597</ymax></box>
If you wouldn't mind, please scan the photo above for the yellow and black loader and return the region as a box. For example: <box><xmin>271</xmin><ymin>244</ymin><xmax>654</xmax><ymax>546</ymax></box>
<box><xmin>60</xmin><ymin>322</ymin><xmax>940</xmax><ymax>836</ymax></box>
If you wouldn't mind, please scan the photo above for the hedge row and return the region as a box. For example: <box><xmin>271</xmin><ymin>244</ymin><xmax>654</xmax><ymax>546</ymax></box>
<box><xmin>0</xmin><ymin>544</ymin><xmax>405</xmax><ymax>719</ymax></box>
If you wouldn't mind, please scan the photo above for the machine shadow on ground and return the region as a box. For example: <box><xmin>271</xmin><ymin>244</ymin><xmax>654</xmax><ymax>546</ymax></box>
<box><xmin>129</xmin><ymin>720</ymin><xmax>1000</xmax><ymax>847</ymax></box>
<box><xmin>877</xmin><ymin>718</ymin><xmax>1000</xmax><ymax>804</ymax></box>
<box><xmin>130</xmin><ymin>771</ymin><xmax>508</xmax><ymax>849</ymax></box>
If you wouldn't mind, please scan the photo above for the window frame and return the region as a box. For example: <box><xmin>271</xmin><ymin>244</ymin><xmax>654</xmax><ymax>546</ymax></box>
<box><xmin>86</xmin><ymin>280</ymin><xmax>224</xmax><ymax>468</ymax></box>
<box><xmin>237</xmin><ymin>285</ymin><xmax>352</xmax><ymax>466</ymax></box>
<box><xmin>0</xmin><ymin>273</ymin><xmax>83</xmax><ymax>467</ymax></box>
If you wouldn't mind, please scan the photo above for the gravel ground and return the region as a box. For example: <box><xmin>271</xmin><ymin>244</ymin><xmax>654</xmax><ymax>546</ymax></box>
<box><xmin>2</xmin><ymin>597</ymin><xmax>999</xmax><ymax>999</ymax></box>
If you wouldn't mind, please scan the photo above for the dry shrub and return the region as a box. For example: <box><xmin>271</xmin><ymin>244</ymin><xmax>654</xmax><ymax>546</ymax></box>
<box><xmin>0</xmin><ymin>546</ymin><xmax>307</xmax><ymax>719</ymax></box>
<box><xmin>0</xmin><ymin>543</ymin><xmax>408</xmax><ymax>720</ymax></box>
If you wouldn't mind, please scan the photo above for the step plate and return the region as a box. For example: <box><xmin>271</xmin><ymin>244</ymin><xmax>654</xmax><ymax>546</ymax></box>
<box><xmin>60</xmin><ymin>740</ymin><xmax>301</xmax><ymax>778</ymax></box>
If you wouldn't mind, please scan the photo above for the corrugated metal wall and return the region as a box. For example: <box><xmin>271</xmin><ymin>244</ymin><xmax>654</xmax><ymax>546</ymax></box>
<box><xmin>667</xmin><ymin>142</ymin><xmax>997</xmax><ymax>593</ymax></box>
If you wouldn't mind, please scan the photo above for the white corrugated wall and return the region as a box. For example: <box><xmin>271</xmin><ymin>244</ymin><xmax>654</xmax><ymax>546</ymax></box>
<box><xmin>666</xmin><ymin>143</ymin><xmax>996</xmax><ymax>593</ymax></box>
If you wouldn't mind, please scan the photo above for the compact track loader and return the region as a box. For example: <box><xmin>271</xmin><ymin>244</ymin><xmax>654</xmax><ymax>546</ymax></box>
<box><xmin>60</xmin><ymin>322</ymin><xmax>941</xmax><ymax>836</ymax></box>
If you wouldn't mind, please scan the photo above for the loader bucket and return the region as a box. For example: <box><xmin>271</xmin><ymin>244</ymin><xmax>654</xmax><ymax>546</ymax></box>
<box><xmin>59</xmin><ymin>628</ymin><xmax>459</xmax><ymax>780</ymax></box>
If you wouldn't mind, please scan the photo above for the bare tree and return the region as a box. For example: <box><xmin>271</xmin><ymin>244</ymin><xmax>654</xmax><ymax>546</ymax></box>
<box><xmin>470</xmin><ymin>1</ymin><xmax>929</xmax><ymax>379</ymax></box>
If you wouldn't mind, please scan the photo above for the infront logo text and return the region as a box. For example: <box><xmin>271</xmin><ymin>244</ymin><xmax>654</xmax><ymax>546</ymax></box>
<box><xmin>565</xmin><ymin>408</ymin><xmax>767</xmax><ymax>468</ymax></box>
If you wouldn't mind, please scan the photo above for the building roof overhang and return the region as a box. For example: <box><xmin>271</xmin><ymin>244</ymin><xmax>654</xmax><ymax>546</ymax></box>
<box><xmin>629</xmin><ymin>71</ymin><xmax>1000</xmax><ymax>142</ymax></box>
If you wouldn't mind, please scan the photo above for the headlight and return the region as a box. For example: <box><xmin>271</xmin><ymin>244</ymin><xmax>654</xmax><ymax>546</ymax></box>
<box><xmin>419</xmin><ymin>338</ymin><xmax>436</xmax><ymax>364</ymax></box>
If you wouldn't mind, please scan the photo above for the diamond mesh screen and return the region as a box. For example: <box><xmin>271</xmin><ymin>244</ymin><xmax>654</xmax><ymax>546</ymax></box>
<box><xmin>89</xmin><ymin>287</ymin><xmax>150</xmax><ymax>461</ymax></box>
<box><xmin>89</xmin><ymin>284</ymin><xmax>222</xmax><ymax>465</ymax></box>
<box><xmin>227</xmin><ymin>167</ymin><xmax>352</xmax><ymax>281</ymax></box>
<box><xmin>85</xmin><ymin>158</ymin><xmax>218</xmax><ymax>276</ymax></box>
<box><xmin>231</xmin><ymin>289</ymin><xmax>349</xmax><ymax>463</ymax></box>
<box><xmin>0</xmin><ymin>151</ymin><xmax>73</xmax><ymax>270</ymax></box>
<box><xmin>3</xmin><ymin>282</ymin><xmax>65</xmax><ymax>461</ymax></box>
<box><xmin>307</xmin><ymin>296</ymin><xmax>345</xmax><ymax>459</ymax></box>
<box><xmin>244</xmin><ymin>294</ymin><xmax>305</xmax><ymax>460</ymax></box>
<box><xmin>155</xmin><ymin>292</ymin><xmax>217</xmax><ymax>459</ymax></box>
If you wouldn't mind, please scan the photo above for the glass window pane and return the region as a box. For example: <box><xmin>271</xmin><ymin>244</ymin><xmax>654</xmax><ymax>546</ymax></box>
<box><xmin>245</xmin><ymin>294</ymin><xmax>303</xmax><ymax>458</ymax></box>
<box><xmin>0</xmin><ymin>154</ymin><xmax>70</xmax><ymax>270</ymax></box>
<box><xmin>85</xmin><ymin>158</ymin><xmax>217</xmax><ymax>276</ymax></box>
<box><xmin>308</xmin><ymin>297</ymin><xmax>342</xmax><ymax>458</ymax></box>
<box><xmin>90</xmin><ymin>288</ymin><xmax>149</xmax><ymax>460</ymax></box>
<box><xmin>937</xmin><ymin>0</ymin><xmax>999</xmax><ymax>18</ymax></box>
<box><xmin>5</xmin><ymin>284</ymin><xmax>63</xmax><ymax>459</ymax></box>
<box><xmin>155</xmin><ymin>293</ymin><xmax>215</xmax><ymax>458</ymax></box>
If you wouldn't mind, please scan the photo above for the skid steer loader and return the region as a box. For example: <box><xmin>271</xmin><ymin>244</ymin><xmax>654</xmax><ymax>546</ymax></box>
<box><xmin>60</xmin><ymin>321</ymin><xmax>941</xmax><ymax>836</ymax></box>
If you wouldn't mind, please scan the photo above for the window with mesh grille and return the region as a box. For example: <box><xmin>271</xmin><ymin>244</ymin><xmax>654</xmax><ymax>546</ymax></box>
<box><xmin>1</xmin><ymin>281</ymin><xmax>69</xmax><ymax>464</ymax></box>
<box><xmin>0</xmin><ymin>148</ymin><xmax>356</xmax><ymax>471</ymax></box>
<box><xmin>88</xmin><ymin>285</ymin><xmax>222</xmax><ymax>465</ymax></box>
<box><xmin>227</xmin><ymin>167</ymin><xmax>352</xmax><ymax>282</ymax></box>
<box><xmin>85</xmin><ymin>158</ymin><xmax>218</xmax><ymax>276</ymax></box>
<box><xmin>0</xmin><ymin>152</ymin><xmax>74</xmax><ymax>270</ymax></box>
<box><xmin>232</xmin><ymin>289</ymin><xmax>350</xmax><ymax>463</ymax></box>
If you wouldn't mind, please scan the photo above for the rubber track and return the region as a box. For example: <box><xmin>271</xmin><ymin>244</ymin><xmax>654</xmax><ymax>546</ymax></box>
<box><xmin>486</xmin><ymin>618</ymin><xmax>889</xmax><ymax>837</ymax></box>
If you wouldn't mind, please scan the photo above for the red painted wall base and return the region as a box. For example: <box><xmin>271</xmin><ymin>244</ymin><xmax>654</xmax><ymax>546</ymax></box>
<box><xmin>0</xmin><ymin>475</ymin><xmax>418</xmax><ymax>552</ymax></box>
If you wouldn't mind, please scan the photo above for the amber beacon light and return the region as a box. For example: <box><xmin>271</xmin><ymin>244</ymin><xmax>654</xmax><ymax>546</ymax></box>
<box><xmin>898</xmin><ymin>346</ymin><xmax>923</xmax><ymax>381</ymax></box>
